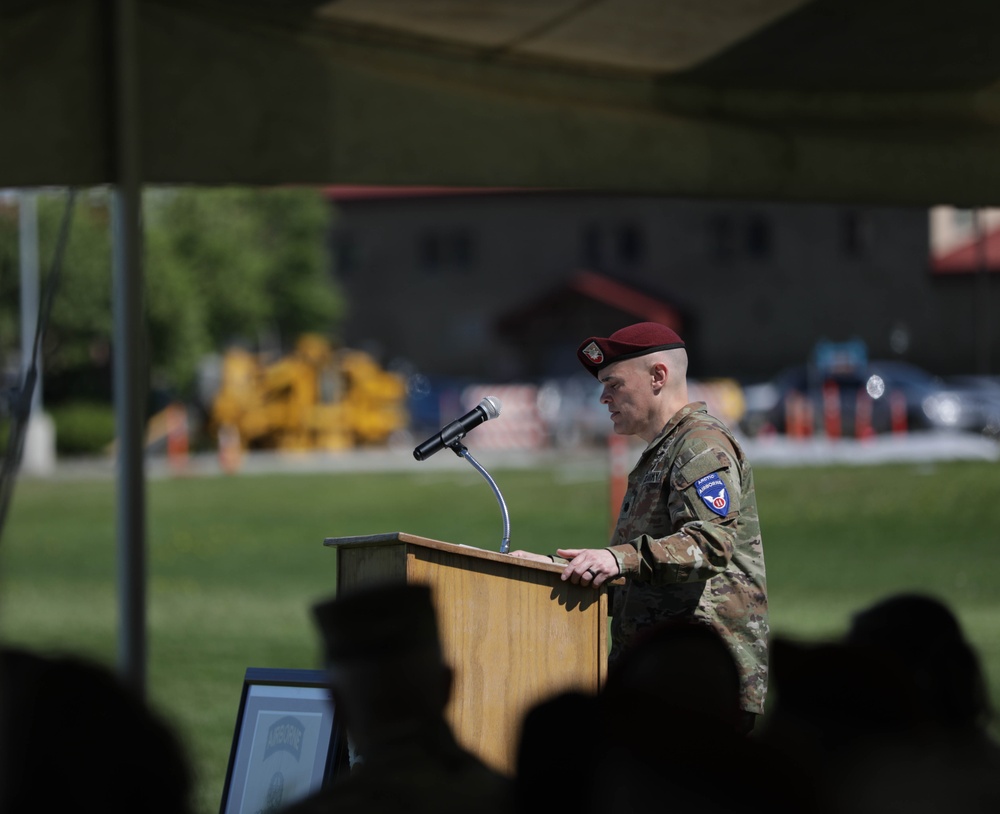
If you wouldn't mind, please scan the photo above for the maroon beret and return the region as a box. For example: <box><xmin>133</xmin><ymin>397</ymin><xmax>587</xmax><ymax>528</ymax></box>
<box><xmin>577</xmin><ymin>322</ymin><xmax>685</xmax><ymax>377</ymax></box>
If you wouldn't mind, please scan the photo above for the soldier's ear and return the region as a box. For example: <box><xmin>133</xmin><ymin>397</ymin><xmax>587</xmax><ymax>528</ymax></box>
<box><xmin>650</xmin><ymin>362</ymin><xmax>668</xmax><ymax>390</ymax></box>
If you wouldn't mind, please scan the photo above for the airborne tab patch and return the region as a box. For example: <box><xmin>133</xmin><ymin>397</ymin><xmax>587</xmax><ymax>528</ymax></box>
<box><xmin>694</xmin><ymin>472</ymin><xmax>729</xmax><ymax>517</ymax></box>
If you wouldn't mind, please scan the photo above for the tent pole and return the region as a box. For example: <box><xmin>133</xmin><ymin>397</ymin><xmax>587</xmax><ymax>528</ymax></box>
<box><xmin>19</xmin><ymin>191</ymin><xmax>40</xmax><ymax>414</ymax></box>
<box><xmin>974</xmin><ymin>209</ymin><xmax>993</xmax><ymax>374</ymax></box>
<box><xmin>111</xmin><ymin>0</ymin><xmax>146</xmax><ymax>697</ymax></box>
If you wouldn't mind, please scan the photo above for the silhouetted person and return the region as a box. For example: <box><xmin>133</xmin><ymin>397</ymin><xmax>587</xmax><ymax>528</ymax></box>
<box><xmin>752</xmin><ymin>634</ymin><xmax>925</xmax><ymax>813</ymax></box>
<box><xmin>0</xmin><ymin>646</ymin><xmax>194</xmax><ymax>814</ymax></box>
<box><xmin>825</xmin><ymin>593</ymin><xmax>1000</xmax><ymax>813</ymax></box>
<box><xmin>846</xmin><ymin>592</ymin><xmax>992</xmax><ymax>733</ymax></box>
<box><xmin>517</xmin><ymin>621</ymin><xmax>792</xmax><ymax>814</ymax></box>
<box><xmin>605</xmin><ymin>619</ymin><xmax>746</xmax><ymax>734</ymax></box>
<box><xmin>757</xmin><ymin>636</ymin><xmax>922</xmax><ymax>753</ymax></box>
<box><xmin>514</xmin><ymin>690</ymin><xmax>605</xmax><ymax>814</ymax></box>
<box><xmin>283</xmin><ymin>582</ymin><xmax>514</xmax><ymax>814</ymax></box>
<box><xmin>758</xmin><ymin>593</ymin><xmax>1000</xmax><ymax>814</ymax></box>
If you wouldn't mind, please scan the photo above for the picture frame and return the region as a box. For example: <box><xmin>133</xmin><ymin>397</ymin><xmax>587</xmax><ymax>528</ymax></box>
<box><xmin>219</xmin><ymin>667</ymin><xmax>346</xmax><ymax>814</ymax></box>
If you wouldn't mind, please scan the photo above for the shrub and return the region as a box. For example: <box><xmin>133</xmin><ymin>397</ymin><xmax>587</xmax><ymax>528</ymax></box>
<box><xmin>49</xmin><ymin>402</ymin><xmax>116</xmax><ymax>456</ymax></box>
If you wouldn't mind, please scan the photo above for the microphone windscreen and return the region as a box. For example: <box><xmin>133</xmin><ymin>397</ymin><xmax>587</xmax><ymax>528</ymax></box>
<box><xmin>480</xmin><ymin>396</ymin><xmax>501</xmax><ymax>420</ymax></box>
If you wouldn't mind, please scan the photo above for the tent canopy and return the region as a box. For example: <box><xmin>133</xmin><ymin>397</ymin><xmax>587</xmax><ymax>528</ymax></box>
<box><xmin>5</xmin><ymin>0</ymin><xmax>1000</xmax><ymax>205</ymax></box>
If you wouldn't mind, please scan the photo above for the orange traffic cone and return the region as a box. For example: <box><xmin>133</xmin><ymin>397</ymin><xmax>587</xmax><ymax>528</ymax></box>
<box><xmin>218</xmin><ymin>424</ymin><xmax>243</xmax><ymax>474</ymax></box>
<box><xmin>890</xmin><ymin>391</ymin><xmax>908</xmax><ymax>434</ymax></box>
<box><xmin>822</xmin><ymin>381</ymin><xmax>841</xmax><ymax>439</ymax></box>
<box><xmin>855</xmin><ymin>390</ymin><xmax>875</xmax><ymax>440</ymax></box>
<box><xmin>166</xmin><ymin>403</ymin><xmax>190</xmax><ymax>475</ymax></box>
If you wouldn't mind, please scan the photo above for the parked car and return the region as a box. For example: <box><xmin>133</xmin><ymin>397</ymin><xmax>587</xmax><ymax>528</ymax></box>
<box><xmin>740</xmin><ymin>360</ymin><xmax>1000</xmax><ymax>439</ymax></box>
<box><xmin>941</xmin><ymin>375</ymin><xmax>1000</xmax><ymax>438</ymax></box>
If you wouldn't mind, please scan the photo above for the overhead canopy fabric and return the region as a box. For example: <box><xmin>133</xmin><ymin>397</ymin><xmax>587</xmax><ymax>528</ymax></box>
<box><xmin>4</xmin><ymin>0</ymin><xmax>1000</xmax><ymax>205</ymax></box>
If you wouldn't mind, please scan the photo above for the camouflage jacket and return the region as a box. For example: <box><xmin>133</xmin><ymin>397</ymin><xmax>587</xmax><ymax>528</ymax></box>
<box><xmin>606</xmin><ymin>402</ymin><xmax>769</xmax><ymax>715</ymax></box>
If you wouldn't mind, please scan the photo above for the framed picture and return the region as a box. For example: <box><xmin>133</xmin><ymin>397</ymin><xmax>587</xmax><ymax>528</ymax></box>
<box><xmin>219</xmin><ymin>667</ymin><xmax>346</xmax><ymax>814</ymax></box>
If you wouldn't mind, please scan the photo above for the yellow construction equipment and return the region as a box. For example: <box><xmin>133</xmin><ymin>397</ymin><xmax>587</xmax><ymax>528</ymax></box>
<box><xmin>210</xmin><ymin>334</ymin><xmax>408</xmax><ymax>451</ymax></box>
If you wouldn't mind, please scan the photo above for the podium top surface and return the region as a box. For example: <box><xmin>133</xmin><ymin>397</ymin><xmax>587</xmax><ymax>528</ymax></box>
<box><xmin>324</xmin><ymin>531</ymin><xmax>566</xmax><ymax>574</ymax></box>
<box><xmin>324</xmin><ymin>531</ymin><xmax>624</xmax><ymax>584</ymax></box>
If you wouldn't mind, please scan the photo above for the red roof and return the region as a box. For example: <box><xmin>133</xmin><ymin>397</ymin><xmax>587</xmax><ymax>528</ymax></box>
<box><xmin>496</xmin><ymin>270</ymin><xmax>684</xmax><ymax>338</ymax></box>
<box><xmin>932</xmin><ymin>228</ymin><xmax>1000</xmax><ymax>274</ymax></box>
<box><xmin>324</xmin><ymin>185</ymin><xmax>529</xmax><ymax>201</ymax></box>
<box><xmin>569</xmin><ymin>270</ymin><xmax>683</xmax><ymax>329</ymax></box>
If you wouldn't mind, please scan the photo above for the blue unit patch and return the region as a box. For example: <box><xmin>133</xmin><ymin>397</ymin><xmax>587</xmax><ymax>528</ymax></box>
<box><xmin>694</xmin><ymin>472</ymin><xmax>730</xmax><ymax>517</ymax></box>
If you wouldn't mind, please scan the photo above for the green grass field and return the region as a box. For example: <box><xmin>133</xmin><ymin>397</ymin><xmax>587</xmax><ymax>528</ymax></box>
<box><xmin>1</xmin><ymin>457</ymin><xmax>999</xmax><ymax>812</ymax></box>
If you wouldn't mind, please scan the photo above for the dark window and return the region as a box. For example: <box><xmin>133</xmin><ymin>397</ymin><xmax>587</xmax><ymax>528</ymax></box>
<box><xmin>746</xmin><ymin>215</ymin><xmax>772</xmax><ymax>258</ymax></box>
<box><xmin>418</xmin><ymin>233</ymin><xmax>442</xmax><ymax>273</ymax></box>
<box><xmin>418</xmin><ymin>230</ymin><xmax>476</xmax><ymax>274</ymax></box>
<box><xmin>618</xmin><ymin>223</ymin><xmax>645</xmax><ymax>266</ymax></box>
<box><xmin>841</xmin><ymin>210</ymin><xmax>870</xmax><ymax>257</ymax></box>
<box><xmin>708</xmin><ymin>213</ymin><xmax>735</xmax><ymax>262</ymax></box>
<box><xmin>453</xmin><ymin>229</ymin><xmax>474</xmax><ymax>273</ymax></box>
<box><xmin>334</xmin><ymin>233</ymin><xmax>357</xmax><ymax>276</ymax></box>
<box><xmin>582</xmin><ymin>223</ymin><xmax>602</xmax><ymax>269</ymax></box>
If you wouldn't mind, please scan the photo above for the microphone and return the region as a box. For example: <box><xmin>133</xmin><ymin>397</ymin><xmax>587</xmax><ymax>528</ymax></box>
<box><xmin>413</xmin><ymin>396</ymin><xmax>502</xmax><ymax>461</ymax></box>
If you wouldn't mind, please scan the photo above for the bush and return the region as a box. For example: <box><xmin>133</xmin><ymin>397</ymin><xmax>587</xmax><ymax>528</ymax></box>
<box><xmin>49</xmin><ymin>402</ymin><xmax>116</xmax><ymax>456</ymax></box>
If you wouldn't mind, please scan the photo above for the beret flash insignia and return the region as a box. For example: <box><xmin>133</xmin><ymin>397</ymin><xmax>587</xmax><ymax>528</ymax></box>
<box><xmin>581</xmin><ymin>342</ymin><xmax>604</xmax><ymax>364</ymax></box>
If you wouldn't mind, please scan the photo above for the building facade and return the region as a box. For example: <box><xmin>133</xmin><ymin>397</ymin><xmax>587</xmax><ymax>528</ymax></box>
<box><xmin>327</xmin><ymin>190</ymin><xmax>998</xmax><ymax>384</ymax></box>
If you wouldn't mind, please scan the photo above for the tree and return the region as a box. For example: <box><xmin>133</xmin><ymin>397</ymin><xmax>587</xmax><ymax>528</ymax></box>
<box><xmin>0</xmin><ymin>186</ymin><xmax>345</xmax><ymax>403</ymax></box>
<box><xmin>0</xmin><ymin>190</ymin><xmax>114</xmax><ymax>405</ymax></box>
<box><xmin>145</xmin><ymin>186</ymin><xmax>345</xmax><ymax>395</ymax></box>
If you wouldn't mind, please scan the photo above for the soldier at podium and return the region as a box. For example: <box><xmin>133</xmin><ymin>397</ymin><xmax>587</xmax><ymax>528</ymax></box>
<box><xmin>512</xmin><ymin>322</ymin><xmax>769</xmax><ymax>733</ymax></box>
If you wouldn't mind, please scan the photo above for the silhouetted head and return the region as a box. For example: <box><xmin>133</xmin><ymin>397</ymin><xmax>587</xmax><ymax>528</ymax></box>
<box><xmin>515</xmin><ymin>691</ymin><xmax>605</xmax><ymax>813</ymax></box>
<box><xmin>846</xmin><ymin>592</ymin><xmax>991</xmax><ymax>730</ymax></box>
<box><xmin>0</xmin><ymin>647</ymin><xmax>193</xmax><ymax>814</ymax></box>
<box><xmin>312</xmin><ymin>582</ymin><xmax>452</xmax><ymax>748</ymax></box>
<box><xmin>605</xmin><ymin>620</ymin><xmax>743</xmax><ymax>732</ymax></box>
<box><xmin>769</xmin><ymin>637</ymin><xmax>920</xmax><ymax>737</ymax></box>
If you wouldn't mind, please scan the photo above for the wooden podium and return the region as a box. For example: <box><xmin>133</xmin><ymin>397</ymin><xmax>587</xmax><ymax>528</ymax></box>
<box><xmin>323</xmin><ymin>532</ymin><xmax>611</xmax><ymax>775</ymax></box>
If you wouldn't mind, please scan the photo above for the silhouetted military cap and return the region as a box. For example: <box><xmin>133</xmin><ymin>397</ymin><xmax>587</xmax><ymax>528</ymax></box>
<box><xmin>577</xmin><ymin>322</ymin><xmax>685</xmax><ymax>377</ymax></box>
<box><xmin>312</xmin><ymin>582</ymin><xmax>441</xmax><ymax>663</ymax></box>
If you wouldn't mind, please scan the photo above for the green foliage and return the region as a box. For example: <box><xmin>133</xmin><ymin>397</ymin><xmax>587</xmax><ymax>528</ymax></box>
<box><xmin>0</xmin><ymin>187</ymin><xmax>345</xmax><ymax>404</ymax></box>
<box><xmin>0</xmin><ymin>192</ymin><xmax>113</xmax><ymax>404</ymax></box>
<box><xmin>144</xmin><ymin>187</ymin><xmax>345</xmax><ymax>392</ymax></box>
<box><xmin>48</xmin><ymin>401</ymin><xmax>116</xmax><ymax>455</ymax></box>
<box><xmin>43</xmin><ymin>193</ymin><xmax>115</xmax><ymax>378</ymax></box>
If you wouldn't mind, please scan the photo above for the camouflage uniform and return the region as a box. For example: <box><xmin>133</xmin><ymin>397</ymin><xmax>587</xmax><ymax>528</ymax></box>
<box><xmin>606</xmin><ymin>402</ymin><xmax>769</xmax><ymax>715</ymax></box>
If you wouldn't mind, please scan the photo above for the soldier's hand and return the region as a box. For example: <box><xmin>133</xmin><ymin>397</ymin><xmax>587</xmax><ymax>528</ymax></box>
<box><xmin>557</xmin><ymin>548</ymin><xmax>619</xmax><ymax>588</ymax></box>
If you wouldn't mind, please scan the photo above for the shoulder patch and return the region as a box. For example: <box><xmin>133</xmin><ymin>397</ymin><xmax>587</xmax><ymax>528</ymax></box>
<box><xmin>694</xmin><ymin>472</ymin><xmax>730</xmax><ymax>517</ymax></box>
